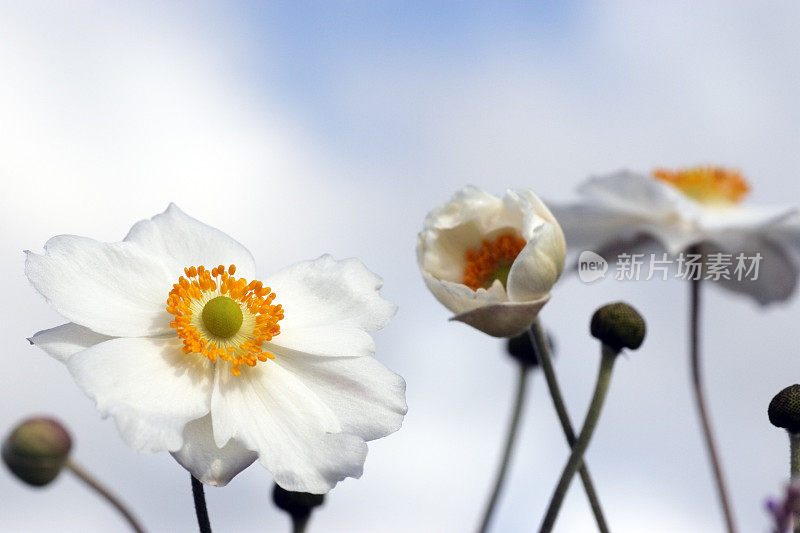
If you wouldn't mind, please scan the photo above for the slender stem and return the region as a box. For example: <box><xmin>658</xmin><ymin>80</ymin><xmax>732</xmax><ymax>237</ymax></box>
<box><xmin>539</xmin><ymin>346</ymin><xmax>617</xmax><ymax>533</ymax></box>
<box><xmin>191</xmin><ymin>475</ymin><xmax>212</xmax><ymax>533</ymax></box>
<box><xmin>477</xmin><ymin>362</ymin><xmax>531</xmax><ymax>533</ymax></box>
<box><xmin>293</xmin><ymin>516</ymin><xmax>309</xmax><ymax>533</ymax></box>
<box><xmin>66</xmin><ymin>459</ymin><xmax>146</xmax><ymax>533</ymax></box>
<box><xmin>791</xmin><ymin>433</ymin><xmax>800</xmax><ymax>480</ymax></box>
<box><xmin>690</xmin><ymin>275</ymin><xmax>738</xmax><ymax>533</ymax></box>
<box><xmin>528</xmin><ymin>320</ymin><xmax>610</xmax><ymax>533</ymax></box>
<box><xmin>790</xmin><ymin>433</ymin><xmax>800</xmax><ymax>533</ymax></box>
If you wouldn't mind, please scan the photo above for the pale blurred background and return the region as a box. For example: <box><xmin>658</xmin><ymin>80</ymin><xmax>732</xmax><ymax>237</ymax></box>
<box><xmin>2</xmin><ymin>2</ymin><xmax>800</xmax><ymax>532</ymax></box>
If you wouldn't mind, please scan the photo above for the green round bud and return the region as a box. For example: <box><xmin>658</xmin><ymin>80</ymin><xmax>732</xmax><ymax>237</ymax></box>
<box><xmin>201</xmin><ymin>296</ymin><xmax>243</xmax><ymax>338</ymax></box>
<box><xmin>768</xmin><ymin>385</ymin><xmax>800</xmax><ymax>433</ymax></box>
<box><xmin>590</xmin><ymin>302</ymin><xmax>646</xmax><ymax>352</ymax></box>
<box><xmin>506</xmin><ymin>332</ymin><xmax>538</xmax><ymax>367</ymax></box>
<box><xmin>272</xmin><ymin>484</ymin><xmax>325</xmax><ymax>521</ymax></box>
<box><xmin>2</xmin><ymin>417</ymin><xmax>72</xmax><ymax>486</ymax></box>
<box><xmin>506</xmin><ymin>330</ymin><xmax>556</xmax><ymax>367</ymax></box>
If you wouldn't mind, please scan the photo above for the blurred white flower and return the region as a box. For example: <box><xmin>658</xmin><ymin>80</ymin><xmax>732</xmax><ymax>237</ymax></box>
<box><xmin>551</xmin><ymin>167</ymin><xmax>800</xmax><ymax>304</ymax></box>
<box><xmin>25</xmin><ymin>204</ymin><xmax>406</xmax><ymax>493</ymax></box>
<box><xmin>417</xmin><ymin>186</ymin><xmax>566</xmax><ymax>337</ymax></box>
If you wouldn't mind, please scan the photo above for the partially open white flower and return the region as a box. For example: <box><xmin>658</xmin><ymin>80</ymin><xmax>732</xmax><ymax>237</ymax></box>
<box><xmin>417</xmin><ymin>186</ymin><xmax>566</xmax><ymax>337</ymax></box>
<box><xmin>551</xmin><ymin>167</ymin><xmax>800</xmax><ymax>304</ymax></box>
<box><xmin>25</xmin><ymin>204</ymin><xmax>407</xmax><ymax>493</ymax></box>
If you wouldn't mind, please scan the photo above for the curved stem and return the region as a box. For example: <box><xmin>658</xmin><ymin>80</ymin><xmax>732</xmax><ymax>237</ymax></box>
<box><xmin>66</xmin><ymin>459</ymin><xmax>146</xmax><ymax>533</ymax></box>
<box><xmin>690</xmin><ymin>276</ymin><xmax>737</xmax><ymax>533</ymax></box>
<box><xmin>539</xmin><ymin>346</ymin><xmax>616</xmax><ymax>533</ymax></box>
<box><xmin>528</xmin><ymin>320</ymin><xmax>610</xmax><ymax>533</ymax></box>
<box><xmin>191</xmin><ymin>475</ymin><xmax>212</xmax><ymax>533</ymax></box>
<box><xmin>477</xmin><ymin>362</ymin><xmax>530</xmax><ymax>533</ymax></box>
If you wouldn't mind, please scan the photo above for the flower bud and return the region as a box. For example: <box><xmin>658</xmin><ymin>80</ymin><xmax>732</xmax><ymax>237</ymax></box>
<box><xmin>590</xmin><ymin>302</ymin><xmax>646</xmax><ymax>352</ymax></box>
<box><xmin>768</xmin><ymin>385</ymin><xmax>800</xmax><ymax>433</ymax></box>
<box><xmin>2</xmin><ymin>417</ymin><xmax>72</xmax><ymax>486</ymax></box>
<box><xmin>418</xmin><ymin>187</ymin><xmax>566</xmax><ymax>337</ymax></box>
<box><xmin>505</xmin><ymin>329</ymin><xmax>555</xmax><ymax>368</ymax></box>
<box><xmin>272</xmin><ymin>483</ymin><xmax>325</xmax><ymax>522</ymax></box>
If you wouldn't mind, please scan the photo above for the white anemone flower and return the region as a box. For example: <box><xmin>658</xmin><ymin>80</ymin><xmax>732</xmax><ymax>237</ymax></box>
<box><xmin>550</xmin><ymin>167</ymin><xmax>800</xmax><ymax>304</ymax></box>
<box><xmin>25</xmin><ymin>204</ymin><xmax>407</xmax><ymax>493</ymax></box>
<box><xmin>417</xmin><ymin>186</ymin><xmax>566</xmax><ymax>337</ymax></box>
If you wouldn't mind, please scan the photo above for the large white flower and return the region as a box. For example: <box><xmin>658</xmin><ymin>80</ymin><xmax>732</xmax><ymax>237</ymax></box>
<box><xmin>417</xmin><ymin>186</ymin><xmax>566</xmax><ymax>337</ymax></box>
<box><xmin>25</xmin><ymin>204</ymin><xmax>407</xmax><ymax>493</ymax></box>
<box><xmin>550</xmin><ymin>167</ymin><xmax>800</xmax><ymax>304</ymax></box>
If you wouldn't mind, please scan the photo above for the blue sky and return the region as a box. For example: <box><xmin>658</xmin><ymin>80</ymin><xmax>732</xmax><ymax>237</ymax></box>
<box><xmin>230</xmin><ymin>2</ymin><xmax>586</xmax><ymax>168</ymax></box>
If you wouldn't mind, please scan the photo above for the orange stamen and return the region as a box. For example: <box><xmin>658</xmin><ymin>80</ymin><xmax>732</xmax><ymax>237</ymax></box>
<box><xmin>463</xmin><ymin>233</ymin><xmax>526</xmax><ymax>290</ymax></box>
<box><xmin>166</xmin><ymin>264</ymin><xmax>284</xmax><ymax>376</ymax></box>
<box><xmin>653</xmin><ymin>166</ymin><xmax>749</xmax><ymax>205</ymax></box>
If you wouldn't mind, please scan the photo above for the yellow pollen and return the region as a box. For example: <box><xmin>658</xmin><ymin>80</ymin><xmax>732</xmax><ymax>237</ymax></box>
<box><xmin>653</xmin><ymin>166</ymin><xmax>749</xmax><ymax>205</ymax></box>
<box><xmin>167</xmin><ymin>264</ymin><xmax>283</xmax><ymax>376</ymax></box>
<box><xmin>463</xmin><ymin>232</ymin><xmax>527</xmax><ymax>290</ymax></box>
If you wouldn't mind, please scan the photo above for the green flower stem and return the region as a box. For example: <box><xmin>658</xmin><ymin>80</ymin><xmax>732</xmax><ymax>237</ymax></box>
<box><xmin>689</xmin><ymin>275</ymin><xmax>738</xmax><ymax>533</ymax></box>
<box><xmin>791</xmin><ymin>433</ymin><xmax>800</xmax><ymax>480</ymax></box>
<box><xmin>528</xmin><ymin>319</ymin><xmax>609</xmax><ymax>533</ymax></box>
<box><xmin>66</xmin><ymin>459</ymin><xmax>146</xmax><ymax>533</ymax></box>
<box><xmin>538</xmin><ymin>344</ymin><xmax>617</xmax><ymax>533</ymax></box>
<box><xmin>191</xmin><ymin>475</ymin><xmax>212</xmax><ymax>533</ymax></box>
<box><xmin>791</xmin><ymin>433</ymin><xmax>800</xmax><ymax>533</ymax></box>
<box><xmin>477</xmin><ymin>362</ymin><xmax>531</xmax><ymax>533</ymax></box>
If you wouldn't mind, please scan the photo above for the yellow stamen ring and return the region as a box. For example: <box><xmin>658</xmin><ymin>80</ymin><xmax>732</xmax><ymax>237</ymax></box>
<box><xmin>653</xmin><ymin>166</ymin><xmax>749</xmax><ymax>205</ymax></box>
<box><xmin>463</xmin><ymin>233</ymin><xmax>527</xmax><ymax>290</ymax></box>
<box><xmin>166</xmin><ymin>264</ymin><xmax>284</xmax><ymax>376</ymax></box>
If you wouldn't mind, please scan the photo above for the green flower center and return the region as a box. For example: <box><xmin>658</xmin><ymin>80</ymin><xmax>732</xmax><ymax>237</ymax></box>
<box><xmin>490</xmin><ymin>263</ymin><xmax>513</xmax><ymax>289</ymax></box>
<box><xmin>201</xmin><ymin>296</ymin><xmax>243</xmax><ymax>339</ymax></box>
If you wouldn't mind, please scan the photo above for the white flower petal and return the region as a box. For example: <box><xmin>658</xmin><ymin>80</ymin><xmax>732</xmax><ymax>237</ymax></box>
<box><xmin>264</xmin><ymin>255</ymin><xmax>396</xmax><ymax>358</ymax></box>
<box><xmin>564</xmin><ymin>234</ymin><xmax>662</xmax><ymax>273</ymax></box>
<box><xmin>699</xmin><ymin>205</ymin><xmax>797</xmax><ymax>232</ymax></box>
<box><xmin>578</xmin><ymin>170</ymin><xmax>696</xmax><ymax>218</ymax></box>
<box><xmin>66</xmin><ymin>337</ymin><xmax>213</xmax><ymax>453</ymax></box>
<box><xmin>171</xmin><ymin>414</ymin><xmax>257</xmax><ymax>487</ymax></box>
<box><xmin>452</xmin><ymin>296</ymin><xmax>550</xmax><ymax>338</ymax></box>
<box><xmin>273</xmin><ymin>351</ymin><xmax>407</xmax><ymax>441</ymax></box>
<box><xmin>702</xmin><ymin>238</ymin><xmax>799</xmax><ymax>305</ymax></box>
<box><xmin>548</xmin><ymin>204</ymin><xmax>648</xmax><ymax>251</ymax></box>
<box><xmin>418</xmin><ymin>187</ymin><xmax>523</xmax><ymax>282</ymax></box>
<box><xmin>124</xmin><ymin>203</ymin><xmax>257</xmax><ymax>279</ymax></box>
<box><xmin>25</xmin><ymin>236</ymin><xmax>175</xmax><ymax>337</ymax></box>
<box><xmin>551</xmin><ymin>203</ymin><xmax>701</xmax><ymax>256</ymax></box>
<box><xmin>773</xmin><ymin>212</ymin><xmax>800</xmax><ymax>252</ymax></box>
<box><xmin>28</xmin><ymin>322</ymin><xmax>113</xmax><ymax>363</ymax></box>
<box><xmin>507</xmin><ymin>223</ymin><xmax>565</xmax><ymax>302</ymax></box>
<box><xmin>211</xmin><ymin>363</ymin><xmax>367</xmax><ymax>493</ymax></box>
<box><xmin>423</xmin><ymin>186</ymin><xmax>510</xmax><ymax>232</ymax></box>
<box><xmin>420</xmin><ymin>270</ymin><xmax>508</xmax><ymax>315</ymax></box>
